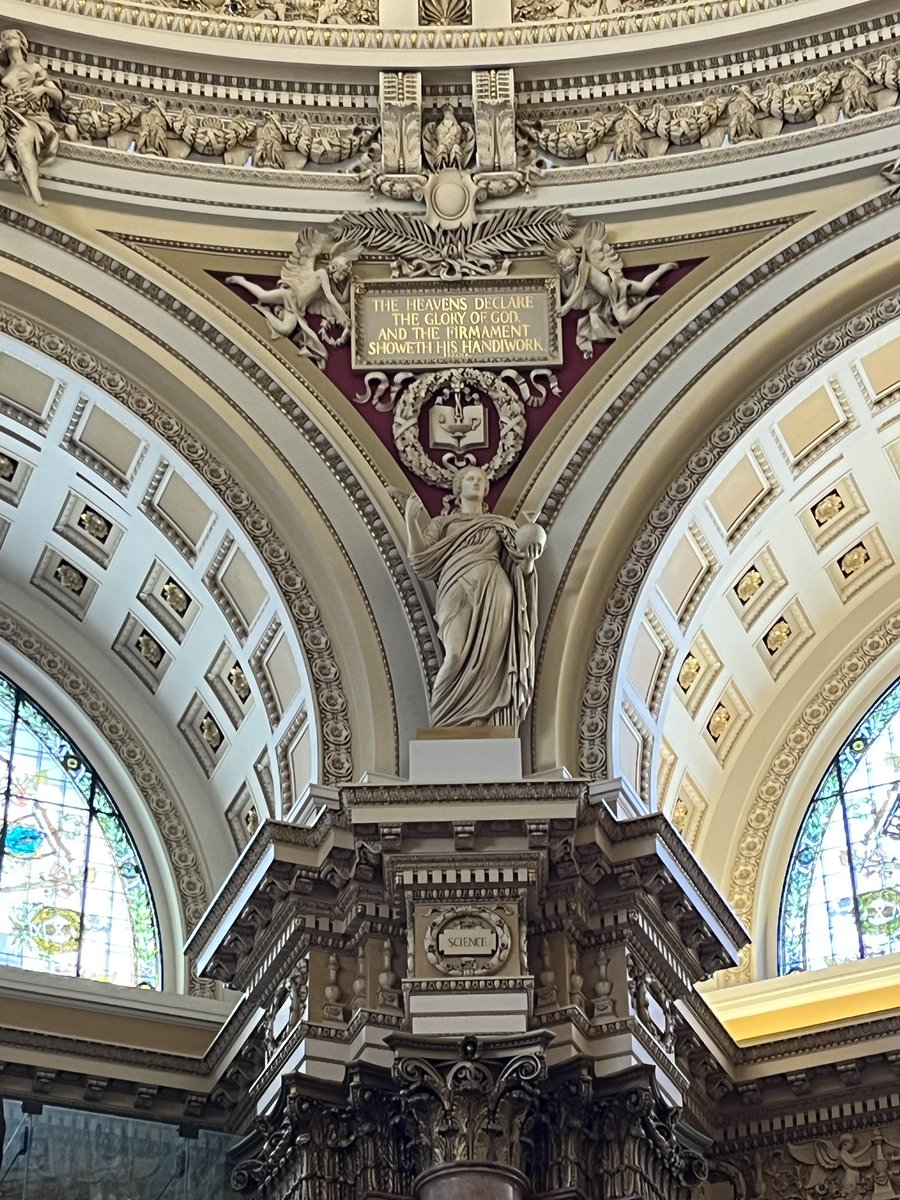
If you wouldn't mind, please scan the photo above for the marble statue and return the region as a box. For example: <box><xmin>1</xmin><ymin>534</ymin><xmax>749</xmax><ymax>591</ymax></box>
<box><xmin>400</xmin><ymin>466</ymin><xmax>546</xmax><ymax>729</ymax></box>
<box><xmin>0</xmin><ymin>29</ymin><xmax>64</xmax><ymax>206</ymax></box>
<box><xmin>226</xmin><ymin>230</ymin><xmax>359</xmax><ymax>365</ymax></box>
<box><xmin>556</xmin><ymin>220</ymin><xmax>677</xmax><ymax>355</ymax></box>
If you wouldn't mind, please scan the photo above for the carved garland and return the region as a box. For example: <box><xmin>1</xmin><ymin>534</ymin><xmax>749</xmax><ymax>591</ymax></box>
<box><xmin>0</xmin><ymin>302</ymin><xmax>355</xmax><ymax>785</ymax></box>
<box><xmin>392</xmin><ymin>368</ymin><xmax>527</xmax><ymax>488</ymax></box>
<box><xmin>0</xmin><ymin>606</ymin><xmax>212</xmax><ymax>995</ymax></box>
<box><xmin>47</xmin><ymin>60</ymin><xmax>900</xmax><ymax>175</ymax></box>
<box><xmin>4</xmin><ymin>35</ymin><xmax>898</xmax><ymax>185</ymax></box>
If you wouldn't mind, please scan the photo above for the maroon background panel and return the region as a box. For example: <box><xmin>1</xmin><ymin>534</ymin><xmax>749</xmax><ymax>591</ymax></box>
<box><xmin>217</xmin><ymin>260</ymin><xmax>699</xmax><ymax>515</ymax></box>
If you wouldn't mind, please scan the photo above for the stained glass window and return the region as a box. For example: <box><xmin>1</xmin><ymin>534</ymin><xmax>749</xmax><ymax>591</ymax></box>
<box><xmin>779</xmin><ymin>676</ymin><xmax>900</xmax><ymax>974</ymax></box>
<box><xmin>0</xmin><ymin>672</ymin><xmax>161</xmax><ymax>987</ymax></box>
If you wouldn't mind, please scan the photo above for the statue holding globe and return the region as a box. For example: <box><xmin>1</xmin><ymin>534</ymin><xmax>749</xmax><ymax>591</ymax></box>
<box><xmin>400</xmin><ymin>465</ymin><xmax>546</xmax><ymax>730</ymax></box>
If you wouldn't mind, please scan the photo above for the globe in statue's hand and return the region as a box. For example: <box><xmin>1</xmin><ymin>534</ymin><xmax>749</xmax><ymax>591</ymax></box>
<box><xmin>515</xmin><ymin>522</ymin><xmax>547</xmax><ymax>556</ymax></box>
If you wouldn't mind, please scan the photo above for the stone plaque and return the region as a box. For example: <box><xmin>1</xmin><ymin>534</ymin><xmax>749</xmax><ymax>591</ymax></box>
<box><xmin>438</xmin><ymin>918</ymin><xmax>498</xmax><ymax>957</ymax></box>
<box><xmin>352</xmin><ymin>277</ymin><xmax>562</xmax><ymax>370</ymax></box>
<box><xmin>423</xmin><ymin>906</ymin><xmax>512</xmax><ymax>976</ymax></box>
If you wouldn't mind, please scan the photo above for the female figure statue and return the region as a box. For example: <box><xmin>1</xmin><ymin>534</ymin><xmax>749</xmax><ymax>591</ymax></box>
<box><xmin>402</xmin><ymin>466</ymin><xmax>546</xmax><ymax>729</ymax></box>
<box><xmin>0</xmin><ymin>29</ymin><xmax>64</xmax><ymax>206</ymax></box>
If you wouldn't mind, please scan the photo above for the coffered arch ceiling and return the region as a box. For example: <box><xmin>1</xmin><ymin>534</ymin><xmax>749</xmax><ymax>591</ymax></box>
<box><xmin>532</xmin><ymin>174</ymin><xmax>898</xmax><ymax>758</ymax></box>
<box><xmin>1</xmin><ymin>0</ymin><xmax>898</xmax><ymax>928</ymax></box>
<box><xmin>0</xmin><ymin>327</ymin><xmax>338</xmax><ymax>951</ymax></box>
<box><xmin>572</xmin><ymin>283</ymin><xmax>900</xmax><ymax>978</ymax></box>
<box><xmin>0</xmin><ymin>224</ymin><xmax>439</xmax><ymax>971</ymax></box>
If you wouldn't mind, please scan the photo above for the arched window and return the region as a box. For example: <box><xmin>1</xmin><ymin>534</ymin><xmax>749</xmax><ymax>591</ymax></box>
<box><xmin>0</xmin><ymin>672</ymin><xmax>161</xmax><ymax>988</ymax></box>
<box><xmin>779</xmin><ymin>677</ymin><xmax>900</xmax><ymax>974</ymax></box>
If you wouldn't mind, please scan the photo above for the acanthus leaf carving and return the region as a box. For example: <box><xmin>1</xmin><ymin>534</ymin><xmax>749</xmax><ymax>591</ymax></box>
<box><xmin>393</xmin><ymin>1037</ymin><xmax>548</xmax><ymax>1171</ymax></box>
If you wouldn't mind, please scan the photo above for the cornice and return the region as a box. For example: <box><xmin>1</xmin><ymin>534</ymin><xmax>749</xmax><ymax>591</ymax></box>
<box><xmin>7</xmin><ymin>0</ymin><xmax>825</xmax><ymax>56</ymax></box>
<box><xmin>7</xmin><ymin>26</ymin><xmax>896</xmax><ymax>192</ymax></box>
<box><xmin>184</xmin><ymin>815</ymin><xmax>351</xmax><ymax>961</ymax></box>
<box><xmin>342</xmin><ymin>779</ymin><xmax>587</xmax><ymax>806</ymax></box>
<box><xmin>22</xmin><ymin>10</ymin><xmax>894</xmax><ymax>88</ymax></box>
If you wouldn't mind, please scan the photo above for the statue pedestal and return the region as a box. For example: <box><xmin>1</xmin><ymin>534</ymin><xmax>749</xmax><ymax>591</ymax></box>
<box><xmin>192</xmin><ymin>777</ymin><xmax>748</xmax><ymax>1200</ymax></box>
<box><xmin>409</xmin><ymin>728</ymin><xmax>522</xmax><ymax>782</ymax></box>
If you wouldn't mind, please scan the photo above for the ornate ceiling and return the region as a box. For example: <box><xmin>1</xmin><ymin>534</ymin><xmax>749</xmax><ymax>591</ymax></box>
<box><xmin>0</xmin><ymin>0</ymin><xmax>897</xmax><ymax>1058</ymax></box>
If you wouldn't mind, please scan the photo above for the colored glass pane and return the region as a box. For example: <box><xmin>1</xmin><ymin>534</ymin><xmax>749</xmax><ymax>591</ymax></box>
<box><xmin>0</xmin><ymin>672</ymin><xmax>161</xmax><ymax>987</ymax></box>
<box><xmin>778</xmin><ymin>677</ymin><xmax>900</xmax><ymax>973</ymax></box>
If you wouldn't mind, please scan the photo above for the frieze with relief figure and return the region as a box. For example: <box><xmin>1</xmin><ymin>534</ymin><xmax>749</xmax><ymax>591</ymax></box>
<box><xmin>224</xmin><ymin>191</ymin><xmax>688</xmax><ymax>511</ymax></box>
<box><xmin>710</xmin><ymin>1127</ymin><xmax>900</xmax><ymax>1200</ymax></box>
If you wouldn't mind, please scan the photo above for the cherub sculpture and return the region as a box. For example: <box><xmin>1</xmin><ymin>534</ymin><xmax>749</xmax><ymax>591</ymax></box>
<box><xmin>227</xmin><ymin>231</ymin><xmax>359</xmax><ymax>365</ymax></box>
<box><xmin>786</xmin><ymin>1134</ymin><xmax>872</xmax><ymax>1199</ymax></box>
<box><xmin>556</xmin><ymin>221</ymin><xmax>677</xmax><ymax>356</ymax></box>
<box><xmin>0</xmin><ymin>29</ymin><xmax>65</xmax><ymax>206</ymax></box>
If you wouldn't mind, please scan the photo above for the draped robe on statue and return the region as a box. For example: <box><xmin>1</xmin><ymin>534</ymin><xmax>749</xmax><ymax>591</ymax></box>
<box><xmin>410</xmin><ymin>512</ymin><xmax>539</xmax><ymax>728</ymax></box>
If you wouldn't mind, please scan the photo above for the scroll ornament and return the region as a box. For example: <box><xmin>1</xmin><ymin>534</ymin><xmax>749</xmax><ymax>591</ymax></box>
<box><xmin>394</xmin><ymin>1039</ymin><xmax>547</xmax><ymax>1169</ymax></box>
<box><xmin>368</xmin><ymin>101</ymin><xmax>540</xmax><ymax>210</ymax></box>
